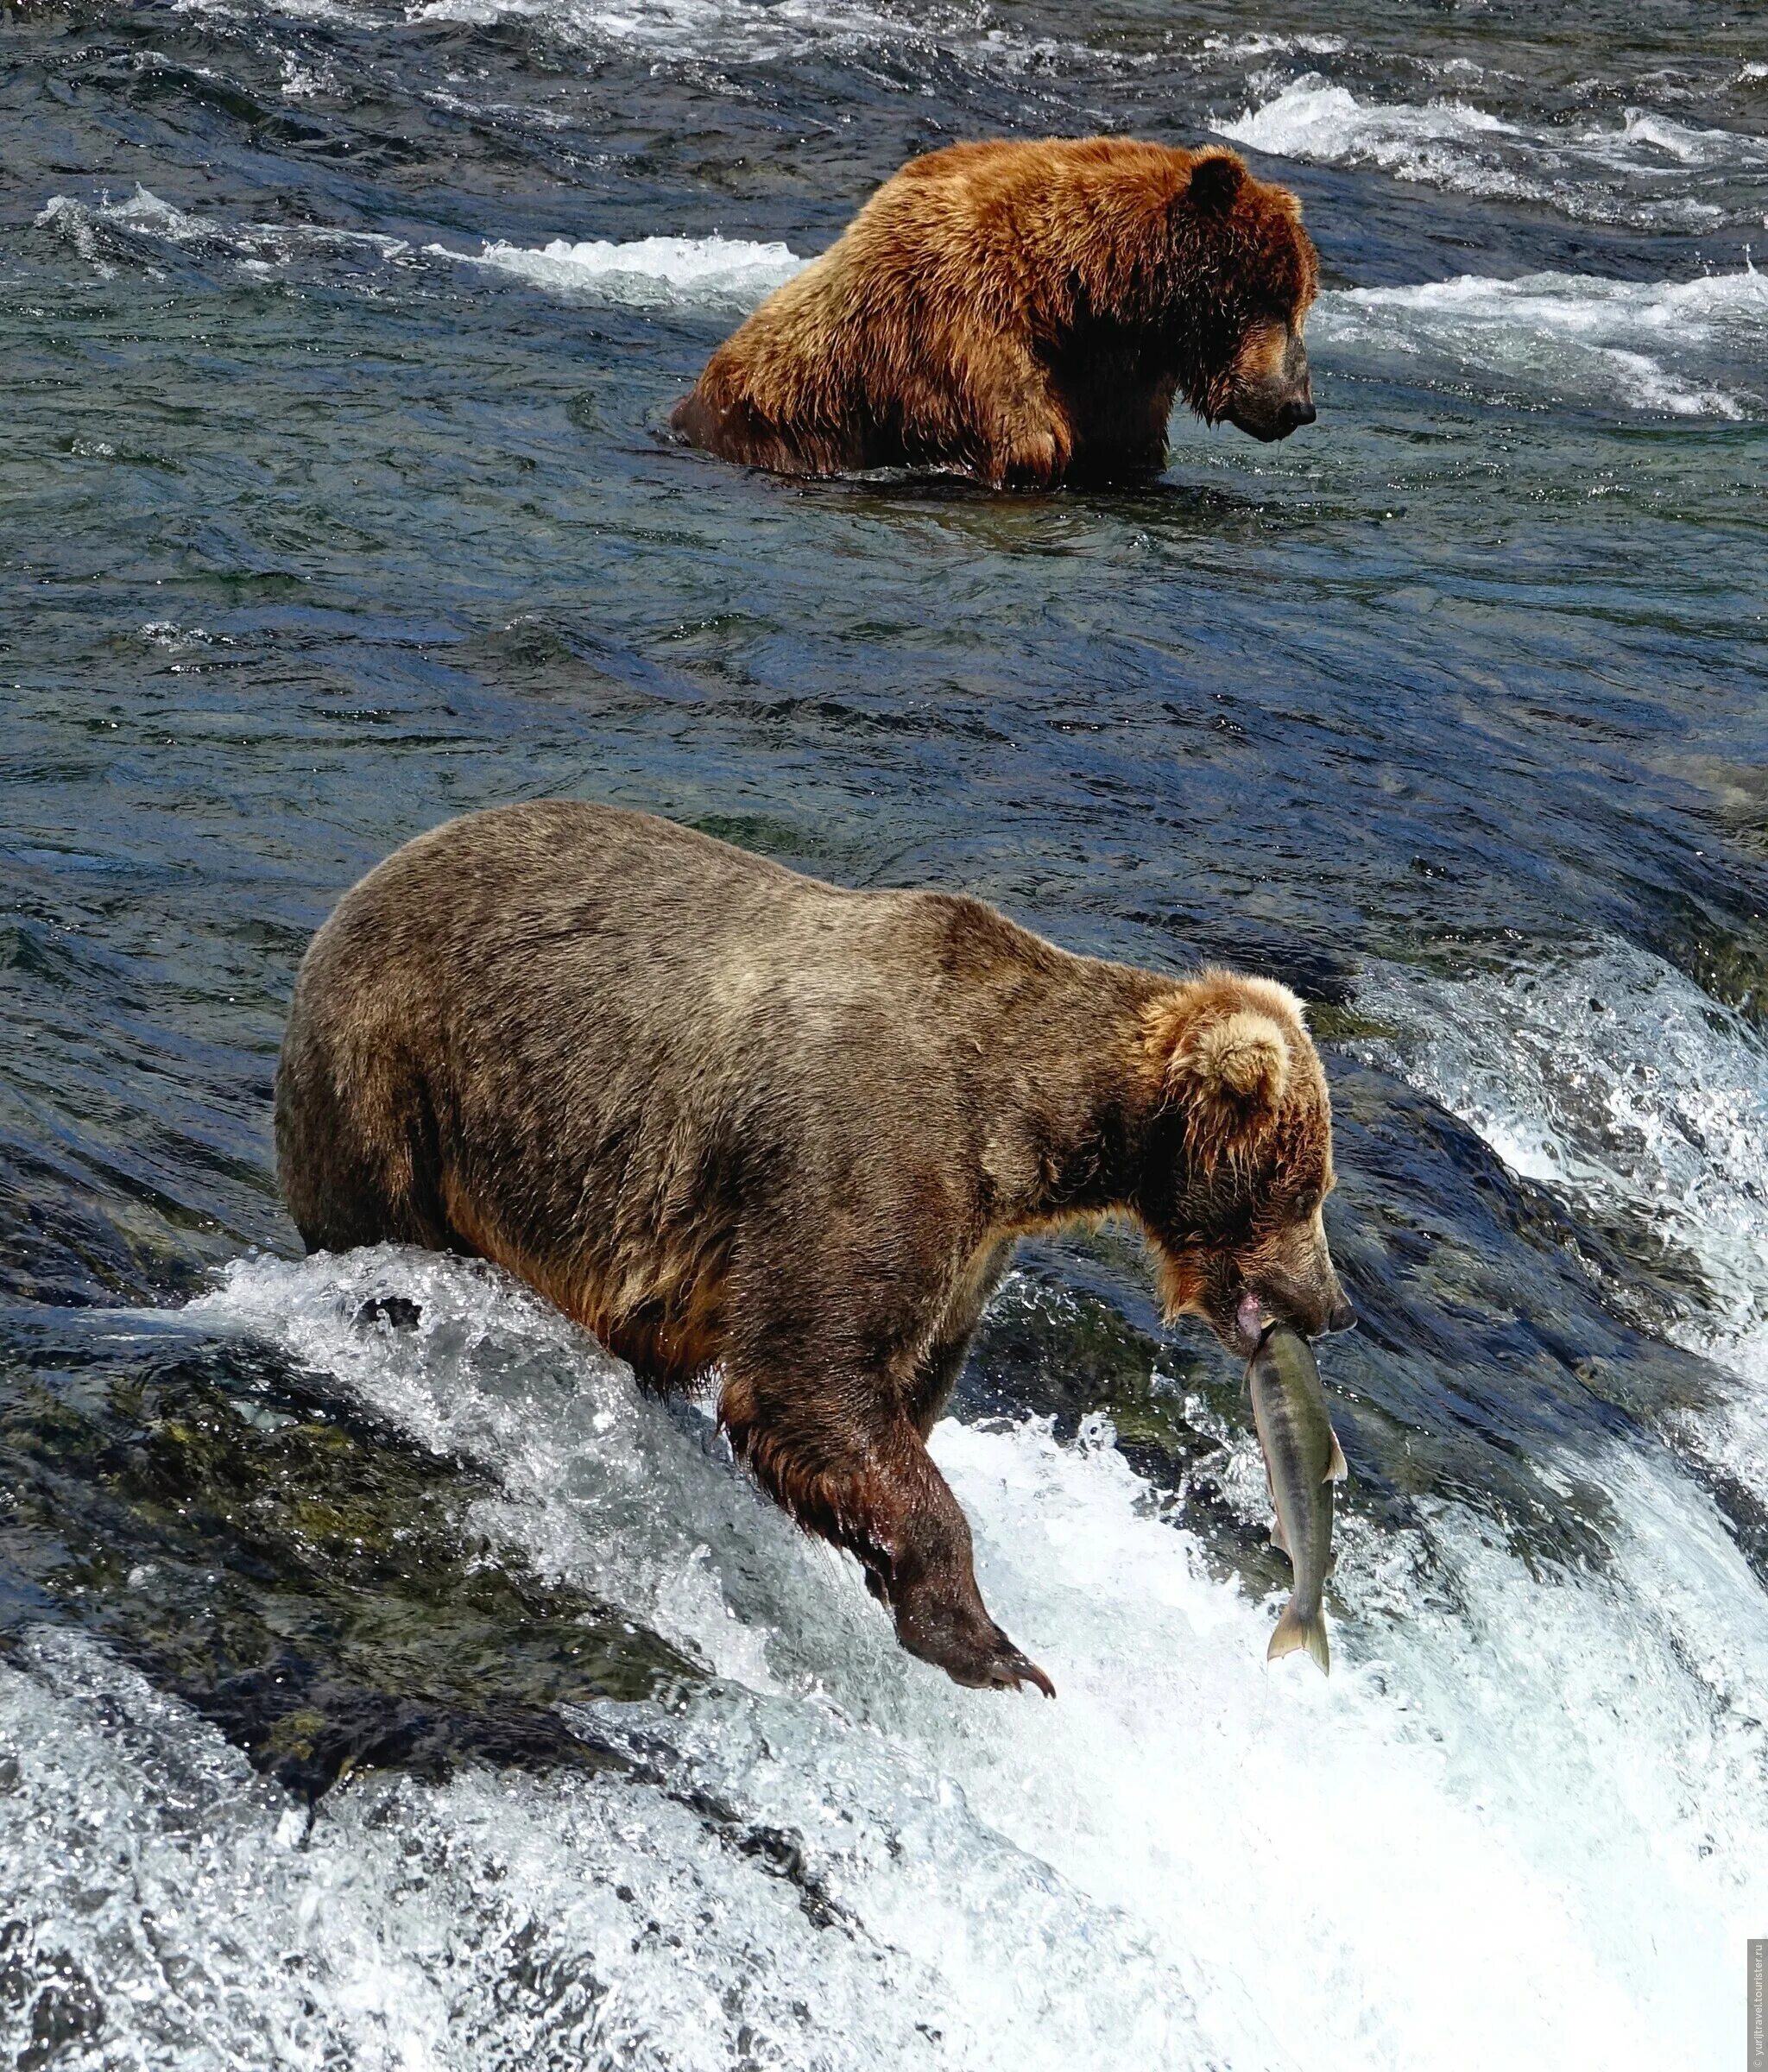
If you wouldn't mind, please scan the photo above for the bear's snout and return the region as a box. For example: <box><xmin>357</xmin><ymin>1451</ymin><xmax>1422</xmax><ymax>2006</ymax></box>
<box><xmin>1227</xmin><ymin>1207</ymin><xmax>1353</xmax><ymax>1350</ymax></box>
<box><xmin>1226</xmin><ymin>322</ymin><xmax>1316</xmax><ymax>442</ymax></box>
<box><xmin>1232</xmin><ymin>1279</ymin><xmax>1352</xmax><ymax>1354</ymax></box>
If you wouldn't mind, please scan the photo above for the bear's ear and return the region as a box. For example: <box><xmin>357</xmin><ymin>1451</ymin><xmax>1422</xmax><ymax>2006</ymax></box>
<box><xmin>1184</xmin><ymin>1008</ymin><xmax>1291</xmax><ymax>1109</ymax></box>
<box><xmin>1145</xmin><ymin>978</ymin><xmax>1298</xmax><ymax>1159</ymax></box>
<box><xmin>1188</xmin><ymin>152</ymin><xmax>1246</xmax><ymax>216</ymax></box>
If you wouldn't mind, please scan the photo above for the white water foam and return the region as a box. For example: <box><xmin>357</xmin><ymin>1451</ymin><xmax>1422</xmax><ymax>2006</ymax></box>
<box><xmin>1217</xmin><ymin>75</ymin><xmax>1765</xmax><ymax>228</ymax></box>
<box><xmin>168</xmin><ymin>0</ymin><xmax>370</xmax><ymax>20</ymax></box>
<box><xmin>1358</xmin><ymin>938</ymin><xmax>1768</xmax><ymax>1500</ymax></box>
<box><xmin>35</xmin><ymin>186</ymin><xmax>804</xmax><ymax>314</ymax></box>
<box><xmin>1222</xmin><ymin>77</ymin><xmax>1520</xmax><ymax>174</ymax></box>
<box><xmin>427</xmin><ymin>231</ymin><xmax>807</xmax><ymax>307</ymax></box>
<box><xmin>35</xmin><ymin>185</ymin><xmax>411</xmax><ymax>281</ymax></box>
<box><xmin>1316</xmin><ymin>266</ymin><xmax>1765</xmax><ymax>419</ymax></box>
<box><xmin>401</xmin><ymin>0</ymin><xmax>1102</xmax><ymax>73</ymax></box>
<box><xmin>4</xmin><ymin>1242</ymin><xmax>1749</xmax><ymax>2068</ymax></box>
<box><xmin>1198</xmin><ymin>33</ymin><xmax>1347</xmax><ymax>63</ymax></box>
<box><xmin>407</xmin><ymin>0</ymin><xmax>897</xmax><ymax>62</ymax></box>
<box><xmin>1593</xmin><ymin>106</ymin><xmax>1764</xmax><ymax>169</ymax></box>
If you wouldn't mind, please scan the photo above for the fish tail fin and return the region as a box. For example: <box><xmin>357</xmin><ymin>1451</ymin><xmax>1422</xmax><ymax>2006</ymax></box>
<box><xmin>1267</xmin><ymin>1599</ymin><xmax>1331</xmax><ymax>1676</ymax></box>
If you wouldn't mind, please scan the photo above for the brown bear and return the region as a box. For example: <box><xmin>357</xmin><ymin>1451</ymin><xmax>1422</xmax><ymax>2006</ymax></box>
<box><xmin>275</xmin><ymin>803</ymin><xmax>1351</xmax><ymax>1695</ymax></box>
<box><xmin>670</xmin><ymin>136</ymin><xmax>1319</xmax><ymax>489</ymax></box>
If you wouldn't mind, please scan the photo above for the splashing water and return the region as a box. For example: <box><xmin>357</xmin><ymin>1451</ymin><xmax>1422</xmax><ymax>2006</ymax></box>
<box><xmin>1359</xmin><ymin>938</ymin><xmax>1768</xmax><ymax>1511</ymax></box>
<box><xmin>1216</xmin><ymin>74</ymin><xmax>1767</xmax><ymax>228</ymax></box>
<box><xmin>428</xmin><ymin>232</ymin><xmax>809</xmax><ymax>308</ymax></box>
<box><xmin>0</xmin><ymin>1245</ymin><xmax>1741</xmax><ymax>2069</ymax></box>
<box><xmin>1313</xmin><ymin>268</ymin><xmax>1765</xmax><ymax>419</ymax></box>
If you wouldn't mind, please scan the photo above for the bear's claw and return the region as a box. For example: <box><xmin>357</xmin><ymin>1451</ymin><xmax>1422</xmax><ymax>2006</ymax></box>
<box><xmin>952</xmin><ymin>1633</ymin><xmax>1055</xmax><ymax>1697</ymax></box>
<box><xmin>989</xmin><ymin>1645</ymin><xmax>1057</xmax><ymax>1698</ymax></box>
<box><xmin>896</xmin><ymin>1595</ymin><xmax>1057</xmax><ymax>1697</ymax></box>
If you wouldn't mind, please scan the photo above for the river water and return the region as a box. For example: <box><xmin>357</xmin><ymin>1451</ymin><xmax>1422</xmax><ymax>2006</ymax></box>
<box><xmin>3</xmin><ymin>3</ymin><xmax>1766</xmax><ymax>2068</ymax></box>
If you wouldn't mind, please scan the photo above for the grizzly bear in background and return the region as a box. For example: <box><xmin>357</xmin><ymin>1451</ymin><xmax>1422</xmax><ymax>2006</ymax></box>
<box><xmin>277</xmin><ymin>803</ymin><xmax>1352</xmax><ymax>1695</ymax></box>
<box><xmin>671</xmin><ymin>136</ymin><xmax>1319</xmax><ymax>489</ymax></box>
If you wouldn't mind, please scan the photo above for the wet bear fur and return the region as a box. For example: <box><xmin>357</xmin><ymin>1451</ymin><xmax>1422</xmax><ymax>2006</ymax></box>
<box><xmin>276</xmin><ymin>803</ymin><xmax>1350</xmax><ymax>1695</ymax></box>
<box><xmin>670</xmin><ymin>136</ymin><xmax>1320</xmax><ymax>488</ymax></box>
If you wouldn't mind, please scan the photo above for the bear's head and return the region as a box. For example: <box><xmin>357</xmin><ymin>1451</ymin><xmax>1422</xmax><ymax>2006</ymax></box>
<box><xmin>1171</xmin><ymin>149</ymin><xmax>1319</xmax><ymax>444</ymax></box>
<box><xmin>1134</xmin><ymin>970</ymin><xmax>1352</xmax><ymax>1355</ymax></box>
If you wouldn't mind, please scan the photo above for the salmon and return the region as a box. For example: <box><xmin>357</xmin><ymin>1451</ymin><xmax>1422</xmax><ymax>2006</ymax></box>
<box><xmin>1247</xmin><ymin>1320</ymin><xmax>1347</xmax><ymax>1674</ymax></box>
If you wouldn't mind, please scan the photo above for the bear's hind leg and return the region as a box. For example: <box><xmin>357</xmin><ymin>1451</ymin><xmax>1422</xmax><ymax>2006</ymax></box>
<box><xmin>672</xmin><ymin>376</ymin><xmax>863</xmax><ymax>477</ymax></box>
<box><xmin>720</xmin><ymin>1347</ymin><xmax>1053</xmax><ymax>1696</ymax></box>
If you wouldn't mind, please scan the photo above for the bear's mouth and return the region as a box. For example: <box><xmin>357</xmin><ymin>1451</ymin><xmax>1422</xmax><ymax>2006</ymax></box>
<box><xmin>1233</xmin><ymin>1288</ymin><xmax>1269</xmax><ymax>1355</ymax></box>
<box><xmin>1226</xmin><ymin>400</ymin><xmax>1317</xmax><ymax>443</ymax></box>
<box><xmin>1197</xmin><ymin>1286</ymin><xmax>1267</xmax><ymax>1358</ymax></box>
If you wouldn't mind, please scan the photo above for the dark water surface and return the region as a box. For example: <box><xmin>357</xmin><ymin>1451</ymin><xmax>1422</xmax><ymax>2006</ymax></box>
<box><xmin>3</xmin><ymin>3</ymin><xmax>1767</xmax><ymax>2067</ymax></box>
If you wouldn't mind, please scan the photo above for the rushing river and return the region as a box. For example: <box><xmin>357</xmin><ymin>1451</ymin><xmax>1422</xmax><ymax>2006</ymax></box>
<box><xmin>3</xmin><ymin>3</ymin><xmax>1767</xmax><ymax>2067</ymax></box>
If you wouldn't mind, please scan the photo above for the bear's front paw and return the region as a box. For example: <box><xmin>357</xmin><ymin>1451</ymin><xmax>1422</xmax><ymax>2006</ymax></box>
<box><xmin>990</xmin><ymin>428</ymin><xmax>1065</xmax><ymax>493</ymax></box>
<box><xmin>894</xmin><ymin>1592</ymin><xmax>1056</xmax><ymax>1698</ymax></box>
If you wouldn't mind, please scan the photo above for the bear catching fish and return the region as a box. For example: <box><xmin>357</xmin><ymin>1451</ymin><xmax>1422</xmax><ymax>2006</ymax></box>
<box><xmin>671</xmin><ymin>136</ymin><xmax>1320</xmax><ymax>488</ymax></box>
<box><xmin>276</xmin><ymin>803</ymin><xmax>1353</xmax><ymax>1695</ymax></box>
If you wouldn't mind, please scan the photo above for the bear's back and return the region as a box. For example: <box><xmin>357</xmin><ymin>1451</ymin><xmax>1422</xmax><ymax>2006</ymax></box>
<box><xmin>840</xmin><ymin>136</ymin><xmax>1190</xmax><ymax>305</ymax></box>
<box><xmin>292</xmin><ymin>800</ymin><xmax>1078</xmax><ymax>1088</ymax></box>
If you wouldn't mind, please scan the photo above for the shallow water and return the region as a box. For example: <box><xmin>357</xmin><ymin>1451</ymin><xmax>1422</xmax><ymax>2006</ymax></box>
<box><xmin>3</xmin><ymin>2</ymin><xmax>1768</xmax><ymax>2067</ymax></box>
